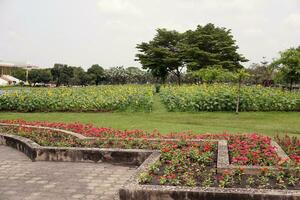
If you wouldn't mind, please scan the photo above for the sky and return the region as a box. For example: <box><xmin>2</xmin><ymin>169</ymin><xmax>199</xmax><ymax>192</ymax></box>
<box><xmin>0</xmin><ymin>0</ymin><xmax>299</xmax><ymax>69</ymax></box>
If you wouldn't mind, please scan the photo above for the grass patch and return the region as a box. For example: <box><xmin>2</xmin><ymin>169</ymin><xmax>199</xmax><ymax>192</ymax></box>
<box><xmin>0</xmin><ymin>93</ymin><xmax>299</xmax><ymax>136</ymax></box>
<box><xmin>0</xmin><ymin>111</ymin><xmax>299</xmax><ymax>136</ymax></box>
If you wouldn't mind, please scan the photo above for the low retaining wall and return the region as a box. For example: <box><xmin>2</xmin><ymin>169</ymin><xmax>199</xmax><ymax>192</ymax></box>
<box><xmin>0</xmin><ymin>133</ymin><xmax>153</xmax><ymax>166</ymax></box>
<box><xmin>119</xmin><ymin>186</ymin><xmax>300</xmax><ymax>200</ymax></box>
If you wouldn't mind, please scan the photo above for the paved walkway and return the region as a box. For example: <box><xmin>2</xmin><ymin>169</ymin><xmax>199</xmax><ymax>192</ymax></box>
<box><xmin>0</xmin><ymin>146</ymin><xmax>136</xmax><ymax>200</ymax></box>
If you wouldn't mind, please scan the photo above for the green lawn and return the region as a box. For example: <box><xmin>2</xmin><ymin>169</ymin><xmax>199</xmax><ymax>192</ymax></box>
<box><xmin>0</xmin><ymin>95</ymin><xmax>299</xmax><ymax>137</ymax></box>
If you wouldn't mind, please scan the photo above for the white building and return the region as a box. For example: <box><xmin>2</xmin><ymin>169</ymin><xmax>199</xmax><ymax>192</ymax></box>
<box><xmin>0</xmin><ymin>60</ymin><xmax>39</xmax><ymax>84</ymax></box>
<box><xmin>0</xmin><ymin>75</ymin><xmax>22</xmax><ymax>85</ymax></box>
<box><xmin>0</xmin><ymin>77</ymin><xmax>9</xmax><ymax>86</ymax></box>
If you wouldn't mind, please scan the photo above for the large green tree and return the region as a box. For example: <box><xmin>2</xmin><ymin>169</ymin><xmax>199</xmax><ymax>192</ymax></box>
<box><xmin>182</xmin><ymin>23</ymin><xmax>248</xmax><ymax>71</ymax></box>
<box><xmin>271</xmin><ymin>46</ymin><xmax>300</xmax><ymax>90</ymax></box>
<box><xmin>136</xmin><ymin>24</ymin><xmax>247</xmax><ymax>84</ymax></box>
<box><xmin>136</xmin><ymin>29</ymin><xmax>184</xmax><ymax>84</ymax></box>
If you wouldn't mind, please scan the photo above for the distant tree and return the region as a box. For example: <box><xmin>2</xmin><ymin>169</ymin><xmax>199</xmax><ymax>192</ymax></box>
<box><xmin>271</xmin><ymin>46</ymin><xmax>300</xmax><ymax>90</ymax></box>
<box><xmin>136</xmin><ymin>29</ymin><xmax>184</xmax><ymax>84</ymax></box>
<box><xmin>11</xmin><ymin>68</ymin><xmax>27</xmax><ymax>81</ymax></box>
<box><xmin>70</xmin><ymin>67</ymin><xmax>91</xmax><ymax>86</ymax></box>
<box><xmin>126</xmin><ymin>67</ymin><xmax>147</xmax><ymax>83</ymax></box>
<box><xmin>28</xmin><ymin>70</ymin><xmax>39</xmax><ymax>85</ymax></box>
<box><xmin>51</xmin><ymin>64</ymin><xmax>73</xmax><ymax>86</ymax></box>
<box><xmin>28</xmin><ymin>69</ymin><xmax>52</xmax><ymax>85</ymax></box>
<box><xmin>182</xmin><ymin>23</ymin><xmax>248</xmax><ymax>71</ymax></box>
<box><xmin>247</xmin><ymin>58</ymin><xmax>275</xmax><ymax>85</ymax></box>
<box><xmin>87</xmin><ymin>64</ymin><xmax>105</xmax><ymax>85</ymax></box>
<box><xmin>105</xmin><ymin>66</ymin><xmax>128</xmax><ymax>84</ymax></box>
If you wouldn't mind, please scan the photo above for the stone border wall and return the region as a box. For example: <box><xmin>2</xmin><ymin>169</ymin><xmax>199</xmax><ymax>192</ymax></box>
<box><xmin>0</xmin><ymin>133</ymin><xmax>153</xmax><ymax>166</ymax></box>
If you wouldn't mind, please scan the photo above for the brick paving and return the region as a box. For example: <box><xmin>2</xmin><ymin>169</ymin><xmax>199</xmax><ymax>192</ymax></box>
<box><xmin>0</xmin><ymin>146</ymin><xmax>136</xmax><ymax>200</ymax></box>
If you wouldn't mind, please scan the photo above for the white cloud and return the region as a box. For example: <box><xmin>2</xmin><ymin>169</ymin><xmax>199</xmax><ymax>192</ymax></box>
<box><xmin>97</xmin><ymin>0</ymin><xmax>141</xmax><ymax>16</ymax></box>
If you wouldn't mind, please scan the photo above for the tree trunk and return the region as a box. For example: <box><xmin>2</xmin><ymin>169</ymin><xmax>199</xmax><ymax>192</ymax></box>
<box><xmin>289</xmin><ymin>79</ymin><xmax>293</xmax><ymax>91</ymax></box>
<box><xmin>235</xmin><ymin>80</ymin><xmax>241</xmax><ymax>114</ymax></box>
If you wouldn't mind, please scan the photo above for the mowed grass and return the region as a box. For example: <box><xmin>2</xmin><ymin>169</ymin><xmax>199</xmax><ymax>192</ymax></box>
<box><xmin>0</xmin><ymin>95</ymin><xmax>299</xmax><ymax>137</ymax></box>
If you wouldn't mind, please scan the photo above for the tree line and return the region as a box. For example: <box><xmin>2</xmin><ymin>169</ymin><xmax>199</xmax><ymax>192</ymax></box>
<box><xmin>136</xmin><ymin>23</ymin><xmax>300</xmax><ymax>89</ymax></box>
<box><xmin>11</xmin><ymin>23</ymin><xmax>299</xmax><ymax>89</ymax></box>
<box><xmin>12</xmin><ymin>64</ymin><xmax>154</xmax><ymax>86</ymax></box>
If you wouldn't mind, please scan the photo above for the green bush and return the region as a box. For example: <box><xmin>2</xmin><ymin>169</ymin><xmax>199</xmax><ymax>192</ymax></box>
<box><xmin>0</xmin><ymin>85</ymin><xmax>153</xmax><ymax>112</ymax></box>
<box><xmin>160</xmin><ymin>84</ymin><xmax>300</xmax><ymax>112</ymax></box>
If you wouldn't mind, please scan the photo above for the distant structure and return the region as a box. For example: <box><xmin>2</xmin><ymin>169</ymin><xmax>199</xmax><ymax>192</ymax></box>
<box><xmin>0</xmin><ymin>60</ymin><xmax>39</xmax><ymax>85</ymax></box>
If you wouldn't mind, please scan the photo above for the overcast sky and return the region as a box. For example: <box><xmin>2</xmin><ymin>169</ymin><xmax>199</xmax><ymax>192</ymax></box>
<box><xmin>0</xmin><ymin>0</ymin><xmax>299</xmax><ymax>69</ymax></box>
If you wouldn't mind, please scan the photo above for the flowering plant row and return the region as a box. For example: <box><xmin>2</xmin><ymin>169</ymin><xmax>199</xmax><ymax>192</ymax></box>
<box><xmin>160</xmin><ymin>84</ymin><xmax>300</xmax><ymax>111</ymax></box>
<box><xmin>141</xmin><ymin>152</ymin><xmax>299</xmax><ymax>190</ymax></box>
<box><xmin>0</xmin><ymin>85</ymin><xmax>153</xmax><ymax>112</ymax></box>
<box><xmin>1</xmin><ymin>119</ymin><xmax>296</xmax><ymax>165</ymax></box>
<box><xmin>275</xmin><ymin>135</ymin><xmax>300</xmax><ymax>164</ymax></box>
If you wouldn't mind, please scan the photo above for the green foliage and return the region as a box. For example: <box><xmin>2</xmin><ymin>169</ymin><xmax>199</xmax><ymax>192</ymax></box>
<box><xmin>136</xmin><ymin>28</ymin><xmax>183</xmax><ymax>84</ymax></box>
<box><xmin>28</xmin><ymin>69</ymin><xmax>52</xmax><ymax>85</ymax></box>
<box><xmin>271</xmin><ymin>46</ymin><xmax>300</xmax><ymax>90</ymax></box>
<box><xmin>160</xmin><ymin>84</ymin><xmax>300</xmax><ymax>112</ymax></box>
<box><xmin>247</xmin><ymin>60</ymin><xmax>275</xmax><ymax>85</ymax></box>
<box><xmin>233</xmin><ymin>69</ymin><xmax>251</xmax><ymax>83</ymax></box>
<box><xmin>136</xmin><ymin>24</ymin><xmax>247</xmax><ymax>84</ymax></box>
<box><xmin>0</xmin><ymin>85</ymin><xmax>153</xmax><ymax>112</ymax></box>
<box><xmin>183</xmin><ymin>23</ymin><xmax>248</xmax><ymax>71</ymax></box>
<box><xmin>138</xmin><ymin>172</ymin><xmax>152</xmax><ymax>184</ymax></box>
<box><xmin>192</xmin><ymin>65</ymin><xmax>234</xmax><ymax>83</ymax></box>
<box><xmin>87</xmin><ymin>64</ymin><xmax>105</xmax><ymax>85</ymax></box>
<box><xmin>51</xmin><ymin>63</ymin><xmax>73</xmax><ymax>86</ymax></box>
<box><xmin>70</xmin><ymin>67</ymin><xmax>91</xmax><ymax>86</ymax></box>
<box><xmin>11</xmin><ymin>68</ymin><xmax>27</xmax><ymax>81</ymax></box>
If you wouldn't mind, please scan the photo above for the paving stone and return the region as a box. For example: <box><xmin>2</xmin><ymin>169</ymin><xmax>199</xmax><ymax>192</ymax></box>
<box><xmin>0</xmin><ymin>146</ymin><xmax>135</xmax><ymax>200</ymax></box>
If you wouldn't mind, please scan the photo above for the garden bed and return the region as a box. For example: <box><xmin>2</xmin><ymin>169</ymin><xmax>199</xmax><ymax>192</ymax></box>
<box><xmin>0</xmin><ymin>120</ymin><xmax>299</xmax><ymax>199</ymax></box>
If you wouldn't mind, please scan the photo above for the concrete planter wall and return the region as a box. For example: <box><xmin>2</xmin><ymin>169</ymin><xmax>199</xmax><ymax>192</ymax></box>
<box><xmin>0</xmin><ymin>133</ymin><xmax>153</xmax><ymax>166</ymax></box>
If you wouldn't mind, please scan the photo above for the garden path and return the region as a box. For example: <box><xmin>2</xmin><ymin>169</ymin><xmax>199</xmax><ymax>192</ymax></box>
<box><xmin>0</xmin><ymin>146</ymin><xmax>136</xmax><ymax>200</ymax></box>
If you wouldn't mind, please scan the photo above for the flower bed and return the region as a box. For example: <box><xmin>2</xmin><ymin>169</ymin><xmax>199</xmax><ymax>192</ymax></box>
<box><xmin>139</xmin><ymin>142</ymin><xmax>218</xmax><ymax>187</ymax></box>
<box><xmin>160</xmin><ymin>84</ymin><xmax>300</xmax><ymax>112</ymax></box>
<box><xmin>275</xmin><ymin>135</ymin><xmax>300</xmax><ymax>164</ymax></box>
<box><xmin>0</xmin><ymin>120</ymin><xmax>285</xmax><ymax>166</ymax></box>
<box><xmin>0</xmin><ymin>85</ymin><xmax>153</xmax><ymax>112</ymax></box>
<box><xmin>0</xmin><ymin>120</ymin><xmax>299</xmax><ymax>192</ymax></box>
<box><xmin>195</xmin><ymin>134</ymin><xmax>280</xmax><ymax>166</ymax></box>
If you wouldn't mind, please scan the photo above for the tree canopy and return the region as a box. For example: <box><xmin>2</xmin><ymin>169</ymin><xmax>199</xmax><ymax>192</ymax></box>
<box><xmin>183</xmin><ymin>23</ymin><xmax>248</xmax><ymax>71</ymax></box>
<box><xmin>271</xmin><ymin>46</ymin><xmax>300</xmax><ymax>90</ymax></box>
<box><xmin>136</xmin><ymin>23</ymin><xmax>247</xmax><ymax>84</ymax></box>
<box><xmin>87</xmin><ymin>64</ymin><xmax>105</xmax><ymax>85</ymax></box>
<box><xmin>136</xmin><ymin>29</ymin><xmax>183</xmax><ymax>84</ymax></box>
